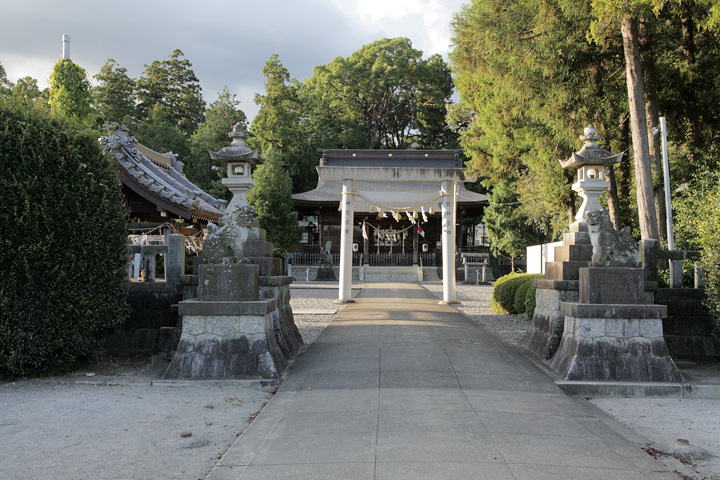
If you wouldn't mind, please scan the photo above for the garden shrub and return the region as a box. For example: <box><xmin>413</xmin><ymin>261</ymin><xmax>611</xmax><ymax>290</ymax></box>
<box><xmin>514</xmin><ymin>279</ymin><xmax>532</xmax><ymax>314</ymax></box>
<box><xmin>492</xmin><ymin>272</ymin><xmax>543</xmax><ymax>315</ymax></box>
<box><xmin>491</xmin><ymin>272</ymin><xmax>525</xmax><ymax>313</ymax></box>
<box><xmin>524</xmin><ymin>281</ymin><xmax>538</xmax><ymax>321</ymax></box>
<box><xmin>0</xmin><ymin>106</ymin><xmax>129</xmax><ymax>377</ymax></box>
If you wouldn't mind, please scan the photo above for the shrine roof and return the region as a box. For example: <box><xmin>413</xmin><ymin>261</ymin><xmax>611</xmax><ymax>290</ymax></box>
<box><xmin>100</xmin><ymin>124</ymin><xmax>226</xmax><ymax>223</ymax></box>
<box><xmin>294</xmin><ymin>149</ymin><xmax>487</xmax><ymax>212</ymax></box>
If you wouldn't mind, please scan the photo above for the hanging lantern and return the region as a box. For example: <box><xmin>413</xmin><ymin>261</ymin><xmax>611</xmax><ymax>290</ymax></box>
<box><xmin>429</xmin><ymin>206</ymin><xmax>435</xmax><ymax>215</ymax></box>
<box><xmin>413</xmin><ymin>210</ymin><xmax>418</xmax><ymax>219</ymax></box>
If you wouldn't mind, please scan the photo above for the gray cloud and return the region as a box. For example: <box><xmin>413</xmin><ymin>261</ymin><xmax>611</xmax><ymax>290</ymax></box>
<box><xmin>0</xmin><ymin>0</ymin><xmax>463</xmax><ymax>120</ymax></box>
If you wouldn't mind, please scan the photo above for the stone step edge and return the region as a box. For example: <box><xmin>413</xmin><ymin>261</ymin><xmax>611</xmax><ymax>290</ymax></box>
<box><xmin>556</xmin><ymin>380</ymin><xmax>720</xmax><ymax>399</ymax></box>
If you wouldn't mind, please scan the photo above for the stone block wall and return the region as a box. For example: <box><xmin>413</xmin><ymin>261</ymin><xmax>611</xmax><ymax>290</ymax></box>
<box><xmin>106</xmin><ymin>282</ymin><xmax>182</xmax><ymax>355</ymax></box>
<box><xmin>657</xmin><ymin>288</ymin><xmax>719</xmax><ymax>358</ymax></box>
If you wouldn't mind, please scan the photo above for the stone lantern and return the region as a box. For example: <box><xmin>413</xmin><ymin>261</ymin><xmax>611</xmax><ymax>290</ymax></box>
<box><xmin>559</xmin><ymin>125</ymin><xmax>623</xmax><ymax>227</ymax></box>
<box><xmin>209</xmin><ymin>123</ymin><xmax>262</xmax><ymax>211</ymax></box>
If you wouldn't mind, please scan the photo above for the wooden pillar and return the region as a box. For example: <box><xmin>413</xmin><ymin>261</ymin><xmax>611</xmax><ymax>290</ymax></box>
<box><xmin>413</xmin><ymin>223</ymin><xmax>419</xmax><ymax>266</ymax></box>
<box><xmin>440</xmin><ymin>181</ymin><xmax>458</xmax><ymax>304</ymax></box>
<box><xmin>363</xmin><ymin>219</ymin><xmax>370</xmax><ymax>266</ymax></box>
<box><xmin>337</xmin><ymin>180</ymin><xmax>355</xmax><ymax>303</ymax></box>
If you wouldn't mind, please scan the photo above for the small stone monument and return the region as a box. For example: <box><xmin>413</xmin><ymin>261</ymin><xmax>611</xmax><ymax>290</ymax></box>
<box><xmin>315</xmin><ymin>241</ymin><xmax>337</xmax><ymax>281</ymax></box>
<box><xmin>163</xmin><ymin>125</ymin><xmax>303</xmax><ymax>379</ymax></box>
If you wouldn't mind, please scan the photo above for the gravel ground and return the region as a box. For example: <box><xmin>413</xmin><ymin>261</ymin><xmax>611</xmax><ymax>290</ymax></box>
<box><xmin>1</xmin><ymin>282</ymin><xmax>718</xmax><ymax>480</ymax></box>
<box><xmin>0</xmin><ymin>284</ymin><xmax>357</xmax><ymax>480</ymax></box>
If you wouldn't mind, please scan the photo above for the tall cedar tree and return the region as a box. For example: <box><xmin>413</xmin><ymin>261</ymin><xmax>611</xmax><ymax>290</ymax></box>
<box><xmin>247</xmin><ymin>148</ymin><xmax>301</xmax><ymax>254</ymax></box>
<box><xmin>136</xmin><ymin>49</ymin><xmax>205</xmax><ymax>135</ymax></box>
<box><xmin>92</xmin><ymin>59</ymin><xmax>137</xmax><ymax>124</ymax></box>
<box><xmin>186</xmin><ymin>87</ymin><xmax>247</xmax><ymax>195</ymax></box>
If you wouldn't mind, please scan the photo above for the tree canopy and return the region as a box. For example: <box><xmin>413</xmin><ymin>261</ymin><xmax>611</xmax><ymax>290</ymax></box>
<box><xmin>137</xmin><ymin>49</ymin><xmax>205</xmax><ymax>135</ymax></box>
<box><xmin>48</xmin><ymin>58</ymin><xmax>93</xmax><ymax>121</ymax></box>
<box><xmin>247</xmin><ymin>148</ymin><xmax>301</xmax><ymax>254</ymax></box>
<box><xmin>92</xmin><ymin>59</ymin><xmax>136</xmax><ymax>124</ymax></box>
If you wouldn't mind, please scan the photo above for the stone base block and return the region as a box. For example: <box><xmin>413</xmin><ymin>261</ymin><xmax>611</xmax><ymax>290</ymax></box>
<box><xmin>163</xmin><ymin>299</ymin><xmax>287</xmax><ymax>379</ymax></box>
<box><xmin>549</xmin><ymin>303</ymin><xmax>683</xmax><ymax>382</ymax></box>
<box><xmin>198</xmin><ymin>264</ymin><xmax>258</xmax><ymax>301</ymax></box>
<box><xmin>260</xmin><ymin>280</ymin><xmax>304</xmax><ymax>359</ymax></box>
<box><xmin>249</xmin><ymin>256</ymin><xmax>282</xmax><ymax>276</ymax></box>
<box><xmin>554</xmin><ymin>243</ymin><xmax>593</xmax><ymax>263</ymax></box>
<box><xmin>579</xmin><ymin>267</ymin><xmax>645</xmax><ymax>304</ymax></box>
<box><xmin>521</xmin><ymin>282</ymin><xmax>578</xmax><ymax>360</ymax></box>
<box><xmin>315</xmin><ymin>265</ymin><xmax>337</xmax><ymax>281</ymax></box>
<box><xmin>546</xmin><ymin>261</ymin><xmax>589</xmax><ymax>281</ymax></box>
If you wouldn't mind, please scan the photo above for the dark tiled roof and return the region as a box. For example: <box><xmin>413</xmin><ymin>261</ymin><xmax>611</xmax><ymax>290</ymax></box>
<box><xmin>294</xmin><ymin>178</ymin><xmax>487</xmax><ymax>212</ymax></box>
<box><xmin>319</xmin><ymin>149</ymin><xmax>462</xmax><ymax>168</ymax></box>
<box><xmin>100</xmin><ymin>124</ymin><xmax>226</xmax><ymax>222</ymax></box>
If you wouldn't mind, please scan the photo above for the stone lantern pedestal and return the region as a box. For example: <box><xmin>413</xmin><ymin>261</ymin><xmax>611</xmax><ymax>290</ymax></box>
<box><xmin>523</xmin><ymin>126</ymin><xmax>681</xmax><ymax>382</ymax></box>
<box><xmin>163</xmin><ymin>125</ymin><xmax>303</xmax><ymax>380</ymax></box>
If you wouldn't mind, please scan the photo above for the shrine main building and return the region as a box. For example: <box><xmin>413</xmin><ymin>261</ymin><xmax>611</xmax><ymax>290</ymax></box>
<box><xmin>291</xmin><ymin>149</ymin><xmax>489</xmax><ymax>273</ymax></box>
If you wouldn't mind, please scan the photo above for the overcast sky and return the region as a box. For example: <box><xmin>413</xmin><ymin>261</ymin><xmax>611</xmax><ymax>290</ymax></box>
<box><xmin>0</xmin><ymin>0</ymin><xmax>468</xmax><ymax>121</ymax></box>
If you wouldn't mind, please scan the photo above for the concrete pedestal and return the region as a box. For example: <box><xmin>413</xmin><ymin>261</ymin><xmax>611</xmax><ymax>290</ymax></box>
<box><xmin>522</xmin><ymin>229</ymin><xmax>590</xmax><ymax>360</ymax></box>
<box><xmin>550</xmin><ymin>302</ymin><xmax>683</xmax><ymax>382</ymax></box>
<box><xmin>521</xmin><ymin>279</ymin><xmax>579</xmax><ymax>361</ymax></box>
<box><xmin>164</xmin><ymin>299</ymin><xmax>286</xmax><ymax>379</ymax></box>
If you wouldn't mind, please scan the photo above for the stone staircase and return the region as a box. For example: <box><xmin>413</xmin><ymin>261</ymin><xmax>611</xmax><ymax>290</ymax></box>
<box><xmin>361</xmin><ymin>266</ymin><xmax>421</xmax><ymax>283</ymax></box>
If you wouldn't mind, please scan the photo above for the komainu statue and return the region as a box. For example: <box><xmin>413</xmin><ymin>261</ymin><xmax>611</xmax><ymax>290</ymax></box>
<box><xmin>586</xmin><ymin>209</ymin><xmax>639</xmax><ymax>267</ymax></box>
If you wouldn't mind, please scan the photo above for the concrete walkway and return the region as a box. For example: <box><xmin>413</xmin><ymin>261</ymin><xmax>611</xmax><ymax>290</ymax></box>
<box><xmin>207</xmin><ymin>283</ymin><xmax>676</xmax><ymax>480</ymax></box>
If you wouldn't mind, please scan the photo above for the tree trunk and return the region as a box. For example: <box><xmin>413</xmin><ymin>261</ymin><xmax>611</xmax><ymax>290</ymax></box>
<box><xmin>641</xmin><ymin>27</ymin><xmax>668</xmax><ymax>244</ymax></box>
<box><xmin>605</xmin><ymin>165</ymin><xmax>622</xmax><ymax>230</ymax></box>
<box><xmin>681</xmin><ymin>0</ymin><xmax>702</xmax><ymax>162</ymax></box>
<box><xmin>621</xmin><ymin>13</ymin><xmax>659</xmax><ymax>240</ymax></box>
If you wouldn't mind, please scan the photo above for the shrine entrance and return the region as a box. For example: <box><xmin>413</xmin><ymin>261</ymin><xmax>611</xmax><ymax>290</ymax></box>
<box><xmin>293</xmin><ymin>149</ymin><xmax>483</xmax><ymax>304</ymax></box>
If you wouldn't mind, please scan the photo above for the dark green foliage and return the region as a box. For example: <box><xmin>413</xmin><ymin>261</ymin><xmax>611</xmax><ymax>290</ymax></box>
<box><xmin>248</xmin><ymin>148</ymin><xmax>302</xmax><ymax>254</ymax></box>
<box><xmin>491</xmin><ymin>273</ymin><xmax>543</xmax><ymax>314</ymax></box>
<box><xmin>514</xmin><ymin>280</ymin><xmax>532</xmax><ymax>315</ymax></box>
<box><xmin>0</xmin><ymin>106</ymin><xmax>129</xmax><ymax>377</ymax></box>
<box><xmin>49</xmin><ymin>58</ymin><xmax>93</xmax><ymax>122</ymax></box>
<box><xmin>673</xmin><ymin>167</ymin><xmax>720</xmax><ymax>339</ymax></box>
<box><xmin>92</xmin><ymin>59</ymin><xmax>137</xmax><ymax>124</ymax></box>
<box><xmin>136</xmin><ymin>49</ymin><xmax>205</xmax><ymax>135</ymax></box>
<box><xmin>524</xmin><ymin>282</ymin><xmax>537</xmax><ymax>321</ymax></box>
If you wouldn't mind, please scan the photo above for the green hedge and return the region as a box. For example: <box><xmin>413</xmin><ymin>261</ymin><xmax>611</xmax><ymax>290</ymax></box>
<box><xmin>524</xmin><ymin>282</ymin><xmax>537</xmax><ymax>320</ymax></box>
<box><xmin>0</xmin><ymin>106</ymin><xmax>129</xmax><ymax>377</ymax></box>
<box><xmin>492</xmin><ymin>272</ymin><xmax>544</xmax><ymax>315</ymax></box>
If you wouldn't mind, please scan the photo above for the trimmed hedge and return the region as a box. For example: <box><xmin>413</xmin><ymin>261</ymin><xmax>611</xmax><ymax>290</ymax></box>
<box><xmin>0</xmin><ymin>106</ymin><xmax>129</xmax><ymax>377</ymax></box>
<box><xmin>492</xmin><ymin>272</ymin><xmax>544</xmax><ymax>315</ymax></box>
<box><xmin>514</xmin><ymin>280</ymin><xmax>532</xmax><ymax>314</ymax></box>
<box><xmin>524</xmin><ymin>281</ymin><xmax>538</xmax><ymax>320</ymax></box>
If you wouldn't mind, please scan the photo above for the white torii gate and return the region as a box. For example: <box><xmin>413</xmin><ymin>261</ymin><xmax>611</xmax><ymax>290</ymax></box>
<box><xmin>317</xmin><ymin>164</ymin><xmax>474</xmax><ymax>305</ymax></box>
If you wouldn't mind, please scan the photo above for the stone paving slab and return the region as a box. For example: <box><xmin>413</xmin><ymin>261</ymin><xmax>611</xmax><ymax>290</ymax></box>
<box><xmin>206</xmin><ymin>283</ymin><xmax>675</xmax><ymax>479</ymax></box>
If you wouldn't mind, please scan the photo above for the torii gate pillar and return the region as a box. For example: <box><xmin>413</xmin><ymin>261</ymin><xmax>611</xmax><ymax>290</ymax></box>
<box><xmin>440</xmin><ymin>180</ymin><xmax>458</xmax><ymax>304</ymax></box>
<box><xmin>337</xmin><ymin>179</ymin><xmax>355</xmax><ymax>303</ymax></box>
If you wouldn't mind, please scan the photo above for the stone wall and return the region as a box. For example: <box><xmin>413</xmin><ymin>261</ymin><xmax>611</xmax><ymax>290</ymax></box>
<box><xmin>105</xmin><ymin>282</ymin><xmax>182</xmax><ymax>355</ymax></box>
<box><xmin>657</xmin><ymin>288</ymin><xmax>719</xmax><ymax>358</ymax></box>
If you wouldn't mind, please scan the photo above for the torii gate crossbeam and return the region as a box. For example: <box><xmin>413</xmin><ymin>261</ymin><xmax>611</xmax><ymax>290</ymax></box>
<box><xmin>318</xmin><ymin>165</ymin><xmax>472</xmax><ymax>305</ymax></box>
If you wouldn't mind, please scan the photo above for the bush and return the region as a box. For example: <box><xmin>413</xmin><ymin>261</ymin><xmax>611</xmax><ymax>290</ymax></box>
<box><xmin>524</xmin><ymin>281</ymin><xmax>538</xmax><ymax>321</ymax></box>
<box><xmin>492</xmin><ymin>272</ymin><xmax>543</xmax><ymax>314</ymax></box>
<box><xmin>514</xmin><ymin>280</ymin><xmax>532</xmax><ymax>314</ymax></box>
<box><xmin>491</xmin><ymin>272</ymin><xmax>525</xmax><ymax>313</ymax></box>
<box><xmin>0</xmin><ymin>106</ymin><xmax>129</xmax><ymax>377</ymax></box>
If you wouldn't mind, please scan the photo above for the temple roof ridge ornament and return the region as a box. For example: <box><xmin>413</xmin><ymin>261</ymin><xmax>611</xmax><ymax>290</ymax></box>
<box><xmin>559</xmin><ymin>125</ymin><xmax>624</xmax><ymax>169</ymax></box>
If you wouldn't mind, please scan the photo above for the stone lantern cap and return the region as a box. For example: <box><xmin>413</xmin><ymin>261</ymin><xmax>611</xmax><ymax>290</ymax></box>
<box><xmin>208</xmin><ymin>123</ymin><xmax>262</xmax><ymax>166</ymax></box>
<box><xmin>559</xmin><ymin>125</ymin><xmax>623</xmax><ymax>170</ymax></box>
